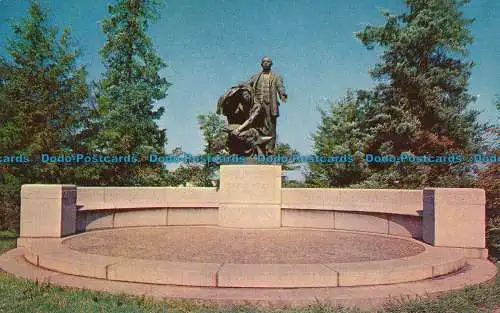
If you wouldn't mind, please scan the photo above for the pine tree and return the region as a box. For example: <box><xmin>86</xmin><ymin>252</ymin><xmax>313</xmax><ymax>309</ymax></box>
<box><xmin>0</xmin><ymin>1</ymin><xmax>88</xmax><ymax>229</ymax></box>
<box><xmin>306</xmin><ymin>90</ymin><xmax>371</xmax><ymax>187</ymax></box>
<box><xmin>354</xmin><ymin>0</ymin><xmax>486</xmax><ymax>188</ymax></box>
<box><xmin>88</xmin><ymin>0</ymin><xmax>170</xmax><ymax>185</ymax></box>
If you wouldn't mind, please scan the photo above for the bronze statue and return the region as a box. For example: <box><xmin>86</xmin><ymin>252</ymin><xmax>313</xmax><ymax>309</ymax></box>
<box><xmin>217</xmin><ymin>57</ymin><xmax>288</xmax><ymax>156</ymax></box>
<box><xmin>245</xmin><ymin>57</ymin><xmax>288</xmax><ymax>154</ymax></box>
<box><xmin>217</xmin><ymin>84</ymin><xmax>272</xmax><ymax>156</ymax></box>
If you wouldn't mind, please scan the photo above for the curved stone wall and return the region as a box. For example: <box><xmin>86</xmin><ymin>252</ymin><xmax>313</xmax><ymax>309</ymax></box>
<box><xmin>17</xmin><ymin>165</ymin><xmax>487</xmax><ymax>256</ymax></box>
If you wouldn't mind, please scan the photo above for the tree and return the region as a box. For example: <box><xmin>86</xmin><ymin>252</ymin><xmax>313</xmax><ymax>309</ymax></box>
<box><xmin>476</xmin><ymin>102</ymin><xmax>500</xmax><ymax>260</ymax></box>
<box><xmin>354</xmin><ymin>0</ymin><xmax>486</xmax><ymax>188</ymax></box>
<box><xmin>87</xmin><ymin>0</ymin><xmax>170</xmax><ymax>186</ymax></box>
<box><xmin>306</xmin><ymin>90</ymin><xmax>372</xmax><ymax>187</ymax></box>
<box><xmin>192</xmin><ymin>112</ymin><xmax>228</xmax><ymax>186</ymax></box>
<box><xmin>0</xmin><ymin>0</ymin><xmax>88</xmax><ymax>229</ymax></box>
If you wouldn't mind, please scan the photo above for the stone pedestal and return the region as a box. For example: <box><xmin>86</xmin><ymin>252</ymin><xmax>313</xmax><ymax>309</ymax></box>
<box><xmin>20</xmin><ymin>184</ymin><xmax>77</xmax><ymax>238</ymax></box>
<box><xmin>218</xmin><ymin>165</ymin><xmax>282</xmax><ymax>228</ymax></box>
<box><xmin>423</xmin><ymin>188</ymin><xmax>485</xmax><ymax>248</ymax></box>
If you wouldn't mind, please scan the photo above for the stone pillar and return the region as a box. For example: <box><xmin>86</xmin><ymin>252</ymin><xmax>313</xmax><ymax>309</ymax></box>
<box><xmin>19</xmin><ymin>184</ymin><xmax>77</xmax><ymax>238</ymax></box>
<box><xmin>423</xmin><ymin>188</ymin><xmax>485</xmax><ymax>248</ymax></box>
<box><xmin>218</xmin><ymin>165</ymin><xmax>282</xmax><ymax>228</ymax></box>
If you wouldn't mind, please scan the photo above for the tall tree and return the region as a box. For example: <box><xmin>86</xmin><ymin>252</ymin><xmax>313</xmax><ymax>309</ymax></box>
<box><xmin>354</xmin><ymin>0</ymin><xmax>486</xmax><ymax>188</ymax></box>
<box><xmin>306</xmin><ymin>90</ymin><xmax>371</xmax><ymax>187</ymax></box>
<box><xmin>88</xmin><ymin>0</ymin><xmax>170</xmax><ymax>185</ymax></box>
<box><xmin>0</xmin><ymin>1</ymin><xmax>88</xmax><ymax>229</ymax></box>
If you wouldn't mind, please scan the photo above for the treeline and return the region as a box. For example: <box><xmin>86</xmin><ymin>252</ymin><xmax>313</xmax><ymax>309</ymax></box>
<box><xmin>0</xmin><ymin>0</ymin><xmax>498</xmax><ymax>258</ymax></box>
<box><xmin>303</xmin><ymin>0</ymin><xmax>499</xmax><ymax>258</ymax></box>
<box><xmin>0</xmin><ymin>0</ymin><xmax>184</xmax><ymax>230</ymax></box>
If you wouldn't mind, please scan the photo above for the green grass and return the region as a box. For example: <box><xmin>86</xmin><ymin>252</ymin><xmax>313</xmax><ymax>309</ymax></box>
<box><xmin>0</xmin><ymin>229</ymin><xmax>16</xmax><ymax>254</ymax></box>
<box><xmin>0</xmin><ymin>232</ymin><xmax>499</xmax><ymax>313</ymax></box>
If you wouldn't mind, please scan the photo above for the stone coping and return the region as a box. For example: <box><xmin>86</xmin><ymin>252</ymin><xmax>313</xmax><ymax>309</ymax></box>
<box><xmin>19</xmin><ymin>227</ymin><xmax>469</xmax><ymax>288</ymax></box>
<box><xmin>76</xmin><ymin>186</ymin><xmax>423</xmax><ymax>217</ymax></box>
<box><xmin>0</xmin><ymin>248</ymin><xmax>496</xmax><ymax>310</ymax></box>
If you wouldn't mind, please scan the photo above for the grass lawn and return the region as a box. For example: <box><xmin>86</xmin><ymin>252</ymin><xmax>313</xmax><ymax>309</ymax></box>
<box><xmin>0</xmin><ymin>231</ymin><xmax>499</xmax><ymax>313</ymax></box>
<box><xmin>0</xmin><ymin>230</ymin><xmax>17</xmax><ymax>254</ymax></box>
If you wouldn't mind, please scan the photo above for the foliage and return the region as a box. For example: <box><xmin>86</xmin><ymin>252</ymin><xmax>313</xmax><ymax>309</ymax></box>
<box><xmin>487</xmin><ymin>216</ymin><xmax>500</xmax><ymax>262</ymax></box>
<box><xmin>275</xmin><ymin>142</ymin><xmax>300</xmax><ymax>172</ymax></box>
<box><xmin>306</xmin><ymin>90</ymin><xmax>372</xmax><ymax>187</ymax></box>
<box><xmin>86</xmin><ymin>0</ymin><xmax>170</xmax><ymax>186</ymax></box>
<box><xmin>353</xmin><ymin>0</ymin><xmax>487</xmax><ymax>189</ymax></box>
<box><xmin>0</xmin><ymin>0</ymin><xmax>88</xmax><ymax>228</ymax></box>
<box><xmin>476</xmin><ymin>103</ymin><xmax>500</xmax><ymax>261</ymax></box>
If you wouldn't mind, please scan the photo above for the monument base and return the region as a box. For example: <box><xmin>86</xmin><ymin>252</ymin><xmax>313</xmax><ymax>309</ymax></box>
<box><xmin>218</xmin><ymin>165</ymin><xmax>282</xmax><ymax>228</ymax></box>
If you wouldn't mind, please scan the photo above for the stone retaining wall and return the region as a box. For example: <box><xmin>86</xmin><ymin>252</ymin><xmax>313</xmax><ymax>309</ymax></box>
<box><xmin>18</xmin><ymin>165</ymin><xmax>486</xmax><ymax>252</ymax></box>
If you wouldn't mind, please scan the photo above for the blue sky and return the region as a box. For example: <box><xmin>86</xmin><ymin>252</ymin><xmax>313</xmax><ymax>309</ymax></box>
<box><xmin>1</xmin><ymin>0</ymin><xmax>499</xmax><ymax>155</ymax></box>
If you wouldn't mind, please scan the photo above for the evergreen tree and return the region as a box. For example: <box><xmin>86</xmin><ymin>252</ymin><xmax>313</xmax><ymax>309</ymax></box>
<box><xmin>0</xmin><ymin>1</ymin><xmax>88</xmax><ymax>229</ymax></box>
<box><xmin>88</xmin><ymin>0</ymin><xmax>170</xmax><ymax>185</ymax></box>
<box><xmin>306</xmin><ymin>90</ymin><xmax>371</xmax><ymax>187</ymax></box>
<box><xmin>354</xmin><ymin>0</ymin><xmax>486</xmax><ymax>188</ymax></box>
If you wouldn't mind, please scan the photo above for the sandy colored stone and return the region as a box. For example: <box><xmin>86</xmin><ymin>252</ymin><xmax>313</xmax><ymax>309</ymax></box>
<box><xmin>20</xmin><ymin>184</ymin><xmax>76</xmax><ymax>238</ymax></box>
<box><xmin>335</xmin><ymin>211</ymin><xmax>389</xmax><ymax>234</ymax></box>
<box><xmin>167</xmin><ymin>208</ymin><xmax>218</xmax><ymax>225</ymax></box>
<box><xmin>281</xmin><ymin>209</ymin><xmax>334</xmax><ymax>228</ymax></box>
<box><xmin>388</xmin><ymin>215</ymin><xmax>422</xmax><ymax>238</ymax></box>
<box><xmin>219</xmin><ymin>165</ymin><xmax>281</xmax><ymax>204</ymax></box>
<box><xmin>218</xmin><ymin>204</ymin><xmax>281</xmax><ymax>228</ymax></box>
<box><xmin>423</xmin><ymin>188</ymin><xmax>486</xmax><ymax>248</ymax></box>
<box><xmin>114</xmin><ymin>209</ymin><xmax>168</xmax><ymax>227</ymax></box>
<box><xmin>0</xmin><ymin>248</ymin><xmax>496</xmax><ymax>310</ymax></box>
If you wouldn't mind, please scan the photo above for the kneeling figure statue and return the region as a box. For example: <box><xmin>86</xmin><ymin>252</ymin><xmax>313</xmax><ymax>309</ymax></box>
<box><xmin>217</xmin><ymin>84</ymin><xmax>273</xmax><ymax>156</ymax></box>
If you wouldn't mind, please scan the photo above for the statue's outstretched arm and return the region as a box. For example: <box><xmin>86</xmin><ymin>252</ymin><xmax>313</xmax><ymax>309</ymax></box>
<box><xmin>276</xmin><ymin>75</ymin><xmax>288</xmax><ymax>102</ymax></box>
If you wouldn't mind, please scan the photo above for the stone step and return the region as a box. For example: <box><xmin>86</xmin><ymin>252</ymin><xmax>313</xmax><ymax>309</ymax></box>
<box><xmin>0</xmin><ymin>248</ymin><xmax>496</xmax><ymax>310</ymax></box>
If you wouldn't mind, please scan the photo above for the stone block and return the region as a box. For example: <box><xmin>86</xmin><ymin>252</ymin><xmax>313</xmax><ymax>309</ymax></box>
<box><xmin>167</xmin><ymin>208</ymin><xmax>218</xmax><ymax>225</ymax></box>
<box><xmin>218</xmin><ymin>165</ymin><xmax>281</xmax><ymax>228</ymax></box>
<box><xmin>76</xmin><ymin>187</ymin><xmax>105</xmax><ymax>209</ymax></box>
<box><xmin>20</xmin><ymin>185</ymin><xmax>76</xmax><ymax>238</ymax></box>
<box><xmin>107</xmin><ymin>260</ymin><xmax>220</xmax><ymax>286</ymax></box>
<box><xmin>334</xmin><ymin>212</ymin><xmax>388</xmax><ymax>234</ymax></box>
<box><xmin>431</xmin><ymin>188</ymin><xmax>485</xmax><ymax>205</ymax></box>
<box><xmin>21</xmin><ymin>184</ymin><xmax>73</xmax><ymax>199</ymax></box>
<box><xmin>335</xmin><ymin>261</ymin><xmax>433</xmax><ymax>286</ymax></box>
<box><xmin>217</xmin><ymin>263</ymin><xmax>338</xmax><ymax>287</ymax></box>
<box><xmin>281</xmin><ymin>209</ymin><xmax>334</xmax><ymax>228</ymax></box>
<box><xmin>323</xmin><ymin>189</ymin><xmax>342</xmax><ymax>209</ymax></box>
<box><xmin>114</xmin><ymin>209</ymin><xmax>167</xmax><ymax>228</ymax></box>
<box><xmin>423</xmin><ymin>188</ymin><xmax>486</xmax><ymax>248</ymax></box>
<box><xmin>281</xmin><ymin>188</ymin><xmax>328</xmax><ymax>210</ymax></box>
<box><xmin>104</xmin><ymin>187</ymin><xmax>138</xmax><ymax>208</ymax></box>
<box><xmin>37</xmin><ymin>250</ymin><xmax>111</xmax><ymax>279</ymax></box>
<box><xmin>16</xmin><ymin>238</ymin><xmax>62</xmax><ymax>250</ymax></box>
<box><xmin>165</xmin><ymin>187</ymin><xmax>219</xmax><ymax>207</ymax></box>
<box><xmin>432</xmin><ymin>257</ymin><xmax>466</xmax><ymax>277</ymax></box>
<box><xmin>388</xmin><ymin>215</ymin><xmax>422</xmax><ymax>238</ymax></box>
<box><xmin>398</xmin><ymin>190</ymin><xmax>423</xmax><ymax>215</ymax></box>
<box><xmin>219</xmin><ymin>204</ymin><xmax>281</xmax><ymax>228</ymax></box>
<box><xmin>219</xmin><ymin>165</ymin><xmax>281</xmax><ymax>204</ymax></box>
<box><xmin>339</xmin><ymin>189</ymin><xmax>399</xmax><ymax>213</ymax></box>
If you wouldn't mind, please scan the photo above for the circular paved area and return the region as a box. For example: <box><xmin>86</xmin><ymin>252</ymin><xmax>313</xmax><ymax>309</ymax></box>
<box><xmin>64</xmin><ymin>227</ymin><xmax>425</xmax><ymax>263</ymax></box>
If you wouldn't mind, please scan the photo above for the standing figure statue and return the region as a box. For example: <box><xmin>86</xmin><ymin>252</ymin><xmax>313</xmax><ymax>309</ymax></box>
<box><xmin>245</xmin><ymin>56</ymin><xmax>288</xmax><ymax>154</ymax></box>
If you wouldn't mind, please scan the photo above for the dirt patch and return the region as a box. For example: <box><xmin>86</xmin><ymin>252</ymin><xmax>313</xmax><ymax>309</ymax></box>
<box><xmin>64</xmin><ymin>227</ymin><xmax>425</xmax><ymax>263</ymax></box>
